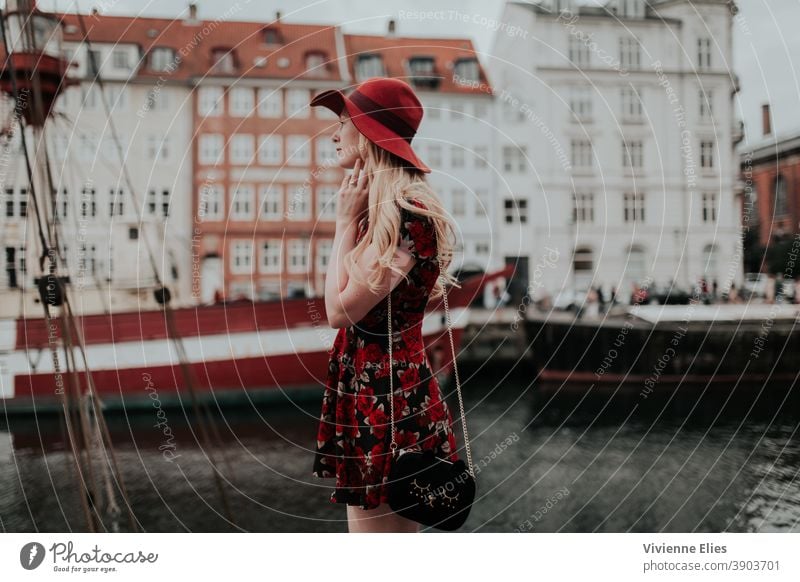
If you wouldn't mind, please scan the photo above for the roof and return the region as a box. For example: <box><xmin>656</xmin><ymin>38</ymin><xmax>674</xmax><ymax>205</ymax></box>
<box><xmin>343</xmin><ymin>34</ymin><xmax>493</xmax><ymax>95</ymax></box>
<box><xmin>739</xmin><ymin>129</ymin><xmax>800</xmax><ymax>165</ymax></box>
<box><xmin>55</xmin><ymin>11</ymin><xmax>345</xmax><ymax>81</ymax></box>
<box><xmin>509</xmin><ymin>0</ymin><xmax>684</xmax><ymax>24</ymax></box>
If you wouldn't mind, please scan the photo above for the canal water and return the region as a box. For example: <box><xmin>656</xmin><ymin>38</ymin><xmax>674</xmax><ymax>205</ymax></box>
<box><xmin>1</xmin><ymin>362</ymin><xmax>798</xmax><ymax>533</ymax></box>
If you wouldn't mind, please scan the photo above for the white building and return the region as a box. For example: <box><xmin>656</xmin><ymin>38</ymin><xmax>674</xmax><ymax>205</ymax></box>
<box><xmin>490</xmin><ymin>0</ymin><xmax>742</xmax><ymax>302</ymax></box>
<box><xmin>0</xmin><ymin>15</ymin><xmax>194</xmax><ymax>316</ymax></box>
<box><xmin>415</xmin><ymin>88</ymin><xmax>498</xmax><ymax>275</ymax></box>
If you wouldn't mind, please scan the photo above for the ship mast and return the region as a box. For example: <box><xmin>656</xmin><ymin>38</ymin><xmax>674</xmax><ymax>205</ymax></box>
<box><xmin>0</xmin><ymin>0</ymin><xmax>137</xmax><ymax>532</ymax></box>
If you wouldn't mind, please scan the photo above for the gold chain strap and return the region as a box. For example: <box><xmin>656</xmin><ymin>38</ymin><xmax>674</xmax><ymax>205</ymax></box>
<box><xmin>387</xmin><ymin>273</ymin><xmax>474</xmax><ymax>476</ymax></box>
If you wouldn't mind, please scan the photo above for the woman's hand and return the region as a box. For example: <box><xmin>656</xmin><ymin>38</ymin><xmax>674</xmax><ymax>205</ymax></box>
<box><xmin>336</xmin><ymin>158</ymin><xmax>369</xmax><ymax>225</ymax></box>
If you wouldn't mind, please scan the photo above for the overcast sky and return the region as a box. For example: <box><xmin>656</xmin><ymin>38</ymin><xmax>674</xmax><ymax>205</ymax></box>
<box><xmin>38</xmin><ymin>0</ymin><xmax>800</xmax><ymax>146</ymax></box>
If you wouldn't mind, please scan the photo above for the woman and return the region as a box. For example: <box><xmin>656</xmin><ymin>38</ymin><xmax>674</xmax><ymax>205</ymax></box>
<box><xmin>309</xmin><ymin>77</ymin><xmax>461</xmax><ymax>533</ymax></box>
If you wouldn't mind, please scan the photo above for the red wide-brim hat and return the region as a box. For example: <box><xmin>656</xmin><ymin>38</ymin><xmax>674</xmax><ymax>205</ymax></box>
<box><xmin>310</xmin><ymin>77</ymin><xmax>431</xmax><ymax>173</ymax></box>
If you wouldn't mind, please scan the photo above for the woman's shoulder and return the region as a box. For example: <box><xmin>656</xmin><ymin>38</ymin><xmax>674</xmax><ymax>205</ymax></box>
<box><xmin>398</xmin><ymin>198</ymin><xmax>437</xmax><ymax>261</ymax></box>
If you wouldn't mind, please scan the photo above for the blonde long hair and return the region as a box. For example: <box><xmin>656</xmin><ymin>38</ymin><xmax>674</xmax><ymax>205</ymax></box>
<box><xmin>343</xmin><ymin>133</ymin><xmax>461</xmax><ymax>300</ymax></box>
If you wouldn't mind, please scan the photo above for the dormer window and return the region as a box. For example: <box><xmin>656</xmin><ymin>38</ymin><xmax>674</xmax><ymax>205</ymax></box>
<box><xmin>616</xmin><ymin>0</ymin><xmax>645</xmax><ymax>18</ymax></box>
<box><xmin>211</xmin><ymin>47</ymin><xmax>237</xmax><ymax>75</ymax></box>
<box><xmin>304</xmin><ymin>51</ymin><xmax>329</xmax><ymax>77</ymax></box>
<box><xmin>355</xmin><ymin>53</ymin><xmax>385</xmax><ymax>81</ymax></box>
<box><xmin>263</xmin><ymin>27</ymin><xmax>282</xmax><ymax>45</ymax></box>
<box><xmin>149</xmin><ymin>47</ymin><xmax>176</xmax><ymax>72</ymax></box>
<box><xmin>453</xmin><ymin>57</ymin><xmax>480</xmax><ymax>84</ymax></box>
<box><xmin>407</xmin><ymin>56</ymin><xmax>439</xmax><ymax>89</ymax></box>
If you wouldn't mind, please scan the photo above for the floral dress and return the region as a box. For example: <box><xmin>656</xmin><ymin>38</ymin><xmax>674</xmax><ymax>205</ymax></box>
<box><xmin>312</xmin><ymin>198</ymin><xmax>460</xmax><ymax>510</ymax></box>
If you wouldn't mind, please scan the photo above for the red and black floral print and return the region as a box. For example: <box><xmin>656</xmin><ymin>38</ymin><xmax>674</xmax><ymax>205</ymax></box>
<box><xmin>312</xmin><ymin>198</ymin><xmax>459</xmax><ymax>510</ymax></box>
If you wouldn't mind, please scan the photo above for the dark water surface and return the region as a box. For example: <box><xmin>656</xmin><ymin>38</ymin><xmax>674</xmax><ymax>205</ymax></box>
<box><xmin>1</xmin><ymin>363</ymin><xmax>798</xmax><ymax>533</ymax></box>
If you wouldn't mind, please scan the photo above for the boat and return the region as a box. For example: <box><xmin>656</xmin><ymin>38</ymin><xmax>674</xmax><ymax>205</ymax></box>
<box><xmin>1</xmin><ymin>267</ymin><xmax>509</xmax><ymax>414</ymax></box>
<box><xmin>526</xmin><ymin>302</ymin><xmax>800</xmax><ymax>400</ymax></box>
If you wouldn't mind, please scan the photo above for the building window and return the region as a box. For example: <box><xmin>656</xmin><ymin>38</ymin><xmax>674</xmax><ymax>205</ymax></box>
<box><xmin>230</xmin><ymin>134</ymin><xmax>255</xmax><ymax>165</ymax></box>
<box><xmin>286</xmin><ymin>89</ymin><xmax>310</xmax><ymax>118</ymax></box>
<box><xmin>621</xmin><ymin>86</ymin><xmax>643</xmax><ymax>120</ymax></box>
<box><xmin>453</xmin><ymin>57</ymin><xmax>480</xmax><ymax>84</ymax></box>
<box><xmin>451</xmin><ymin>189</ymin><xmax>466</xmax><ymax>217</ymax></box>
<box><xmin>699</xmin><ymin>89</ymin><xmax>713</xmax><ymax>121</ymax></box>
<box><xmin>316</xmin><ymin>138</ymin><xmax>337</xmax><ymax>166</ymax></box>
<box><xmin>149</xmin><ymin>47</ymin><xmax>176</xmax><ymax>72</ymax></box>
<box><xmin>475</xmin><ymin>241</ymin><xmax>490</xmax><ymax>257</ymax></box>
<box><xmin>304</xmin><ymin>51</ymin><xmax>328</xmax><ymax>77</ymax></box>
<box><xmin>448</xmin><ymin>100</ymin><xmax>464</xmax><ymax>120</ymax></box>
<box><xmin>81</xmin><ymin>187</ymin><xmax>96</xmax><ymax>218</ymax></box>
<box><xmin>618</xmin><ymin>0</ymin><xmax>645</xmax><ymax>18</ymax></box>
<box><xmin>160</xmin><ymin>189</ymin><xmax>170</xmax><ymax>217</ymax></box>
<box><xmin>87</xmin><ymin>49</ymin><xmax>102</xmax><ymax>76</ymax></box>
<box><xmin>619</xmin><ymin>37</ymin><xmax>641</xmax><ymax>70</ymax></box>
<box><xmin>700</xmin><ymin>140</ymin><xmax>714</xmax><ymax>169</ymax></box>
<box><xmin>625</xmin><ymin>245</ymin><xmax>647</xmax><ymax>283</ymax></box>
<box><xmin>105</xmin><ymin>85</ymin><xmax>127</xmax><ymax>111</ymax></box>
<box><xmin>144</xmin><ymin>87</ymin><xmax>169</xmax><ymax>112</ymax></box>
<box><xmin>231</xmin><ymin>185</ymin><xmax>254</xmax><ymax>220</ymax></box>
<box><xmin>571</xmin><ymin>139</ymin><xmax>593</xmax><ymax>169</ymax></box>
<box><xmin>4</xmin><ymin>188</ymin><xmax>14</xmax><ymax>218</ymax></box>
<box><xmin>112</xmin><ymin>49</ymin><xmax>130</xmax><ymax>70</ymax></box>
<box><xmin>260</xmin><ymin>184</ymin><xmax>283</xmax><ymax>219</ymax></box>
<box><xmin>229</xmin><ymin>87</ymin><xmax>254</xmax><ymax>117</ymax></box>
<box><xmin>317</xmin><ymin>185</ymin><xmax>338</xmax><ymax>220</ymax></box>
<box><xmin>503</xmin><ymin>198</ymin><xmax>528</xmax><ymax>224</ymax></box>
<box><xmin>573</xmin><ymin>246</ymin><xmax>594</xmax><ymax>277</ymax></box>
<box><xmin>263</xmin><ymin>27</ymin><xmax>282</xmax><ymax>45</ymax></box>
<box><xmin>199</xmin><ymin>183</ymin><xmax>224</xmax><ymax>221</ymax></box>
<box><xmin>572</xmin><ymin>192</ymin><xmax>595</xmax><ymax>223</ymax></box>
<box><xmin>569</xmin><ymin>86</ymin><xmax>592</xmax><ymax>121</ymax></box>
<box><xmin>286</xmin><ymin>135</ymin><xmax>310</xmax><ymax>166</ymax></box>
<box><xmin>57</xmin><ymin>187</ymin><xmax>68</xmax><ymax>219</ymax></box>
<box><xmin>701</xmin><ymin>192</ymin><xmax>717</xmax><ymax>222</ymax></box>
<box><xmin>257</xmin><ymin>88</ymin><xmax>282</xmax><ymax>117</ymax></box>
<box><xmin>474</xmin><ymin>146</ymin><xmax>488</xmax><ymax>168</ymax></box>
<box><xmin>230</xmin><ymin>241</ymin><xmax>253</xmax><ymax>274</ymax></box>
<box><xmin>18</xmin><ymin>187</ymin><xmax>26</xmax><ymax>218</ymax></box>
<box><xmin>623</xmin><ymin>139</ymin><xmax>644</xmax><ymax>169</ymax></box>
<box><xmin>198</xmin><ymin>86</ymin><xmax>223</xmax><ymax>117</ymax></box>
<box><xmin>109</xmin><ymin>188</ymin><xmax>124</xmax><ymax>217</ymax></box>
<box><xmin>697</xmin><ymin>38</ymin><xmax>712</xmax><ymax>69</ymax></box>
<box><xmin>475</xmin><ymin>189</ymin><xmax>489</xmax><ymax>217</ymax></box>
<box><xmin>260</xmin><ymin>240</ymin><xmax>282</xmax><ymax>274</ymax></box>
<box><xmin>623</xmin><ymin>191</ymin><xmax>645</xmax><ymax>223</ymax></box>
<box><xmin>569</xmin><ymin>36</ymin><xmax>590</xmax><ymax>67</ymax></box>
<box><xmin>502</xmin><ymin>145</ymin><xmax>527</xmax><ymax>172</ymax></box>
<box><xmin>147</xmin><ymin>189</ymin><xmax>156</xmax><ymax>215</ymax></box>
<box><xmin>702</xmin><ymin>243</ymin><xmax>718</xmax><ymax>280</ymax></box>
<box><xmin>450</xmin><ymin>146</ymin><xmax>465</xmax><ymax>168</ymax></box>
<box><xmin>407</xmin><ymin>56</ymin><xmax>438</xmax><ymax>89</ymax></box>
<box><xmin>5</xmin><ymin>187</ymin><xmax>29</xmax><ymax>218</ymax></box>
<box><xmin>287</xmin><ymin>184</ymin><xmax>311</xmax><ymax>219</ymax></box>
<box><xmin>287</xmin><ymin>239</ymin><xmax>310</xmax><ymax>273</ymax></box>
<box><xmin>355</xmin><ymin>54</ymin><xmax>385</xmax><ymax>80</ymax></box>
<box><xmin>199</xmin><ymin>134</ymin><xmax>224</xmax><ymax>165</ymax></box>
<box><xmin>79</xmin><ymin>131</ymin><xmax>98</xmax><ymax>160</ymax></box>
<box><xmin>211</xmin><ymin>48</ymin><xmax>237</xmax><ymax>75</ymax></box>
<box><xmin>427</xmin><ymin>145</ymin><xmax>442</xmax><ymax>167</ymax></box>
<box><xmin>146</xmin><ymin>134</ymin><xmax>170</xmax><ymax>162</ymax></box>
<box><xmin>774</xmin><ymin>174</ymin><xmax>788</xmax><ymax>216</ymax></box>
<box><xmin>317</xmin><ymin>239</ymin><xmax>333</xmax><ymax>272</ymax></box>
<box><xmin>258</xmin><ymin>135</ymin><xmax>283</xmax><ymax>165</ymax></box>
<box><xmin>78</xmin><ymin>243</ymin><xmax>98</xmax><ymax>279</ymax></box>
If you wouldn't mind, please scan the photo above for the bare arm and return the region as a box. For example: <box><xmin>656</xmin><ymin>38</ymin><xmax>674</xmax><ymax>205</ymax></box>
<box><xmin>324</xmin><ymin>159</ymin><xmax>417</xmax><ymax>328</ymax></box>
<box><xmin>327</xmin><ymin>238</ymin><xmax>416</xmax><ymax>329</ymax></box>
